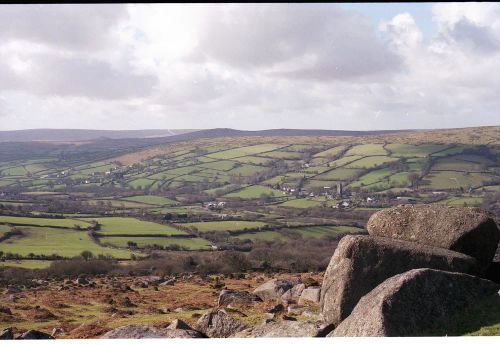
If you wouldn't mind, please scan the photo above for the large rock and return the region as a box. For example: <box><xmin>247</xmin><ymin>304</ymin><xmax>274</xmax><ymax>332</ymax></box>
<box><xmin>320</xmin><ymin>235</ymin><xmax>480</xmax><ymax>325</ymax></box>
<box><xmin>195</xmin><ymin>309</ymin><xmax>248</xmax><ymax>338</ymax></box>
<box><xmin>17</xmin><ymin>330</ymin><xmax>55</xmax><ymax>339</ymax></box>
<box><xmin>330</xmin><ymin>268</ymin><xmax>499</xmax><ymax>337</ymax></box>
<box><xmin>101</xmin><ymin>325</ymin><xmax>204</xmax><ymax>339</ymax></box>
<box><xmin>367</xmin><ymin>204</ymin><xmax>500</xmax><ymax>264</ymax></box>
<box><xmin>233</xmin><ymin>320</ymin><xmax>333</xmax><ymax>337</ymax></box>
<box><xmin>0</xmin><ymin>328</ymin><xmax>14</xmax><ymax>340</ymax></box>
<box><xmin>253</xmin><ymin>279</ymin><xmax>294</xmax><ymax>301</ymax></box>
<box><xmin>218</xmin><ymin>289</ymin><xmax>261</xmax><ymax>307</ymax></box>
<box><xmin>298</xmin><ymin>287</ymin><xmax>321</xmax><ymax>304</ymax></box>
<box><xmin>166</xmin><ymin>319</ymin><xmax>192</xmax><ymax>331</ymax></box>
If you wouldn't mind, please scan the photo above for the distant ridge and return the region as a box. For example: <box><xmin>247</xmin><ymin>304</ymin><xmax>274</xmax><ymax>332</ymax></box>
<box><xmin>0</xmin><ymin>127</ymin><xmax>415</xmax><ymax>144</ymax></box>
<box><xmin>0</xmin><ymin>128</ymin><xmax>196</xmax><ymax>142</ymax></box>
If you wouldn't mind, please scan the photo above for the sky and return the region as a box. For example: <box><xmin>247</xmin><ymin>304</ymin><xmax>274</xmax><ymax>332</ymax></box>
<box><xmin>0</xmin><ymin>3</ymin><xmax>499</xmax><ymax>131</ymax></box>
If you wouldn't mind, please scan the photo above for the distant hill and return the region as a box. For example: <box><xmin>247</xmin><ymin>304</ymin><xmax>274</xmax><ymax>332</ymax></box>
<box><xmin>0</xmin><ymin>128</ymin><xmax>197</xmax><ymax>142</ymax></box>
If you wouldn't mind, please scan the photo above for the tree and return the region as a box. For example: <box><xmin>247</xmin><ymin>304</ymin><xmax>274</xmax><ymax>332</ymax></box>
<box><xmin>408</xmin><ymin>173</ymin><xmax>420</xmax><ymax>188</ymax></box>
<box><xmin>80</xmin><ymin>250</ymin><xmax>94</xmax><ymax>261</ymax></box>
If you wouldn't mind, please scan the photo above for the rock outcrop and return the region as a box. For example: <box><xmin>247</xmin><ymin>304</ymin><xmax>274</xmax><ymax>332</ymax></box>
<box><xmin>330</xmin><ymin>268</ymin><xmax>499</xmax><ymax>337</ymax></box>
<box><xmin>366</xmin><ymin>204</ymin><xmax>500</xmax><ymax>264</ymax></box>
<box><xmin>320</xmin><ymin>234</ymin><xmax>480</xmax><ymax>325</ymax></box>
<box><xmin>101</xmin><ymin>325</ymin><xmax>204</xmax><ymax>339</ymax></box>
<box><xmin>298</xmin><ymin>287</ymin><xmax>321</xmax><ymax>304</ymax></box>
<box><xmin>218</xmin><ymin>289</ymin><xmax>261</xmax><ymax>307</ymax></box>
<box><xmin>234</xmin><ymin>320</ymin><xmax>333</xmax><ymax>337</ymax></box>
<box><xmin>253</xmin><ymin>279</ymin><xmax>294</xmax><ymax>301</ymax></box>
<box><xmin>0</xmin><ymin>328</ymin><xmax>14</xmax><ymax>340</ymax></box>
<box><xmin>195</xmin><ymin>309</ymin><xmax>249</xmax><ymax>338</ymax></box>
<box><xmin>17</xmin><ymin>330</ymin><xmax>55</xmax><ymax>339</ymax></box>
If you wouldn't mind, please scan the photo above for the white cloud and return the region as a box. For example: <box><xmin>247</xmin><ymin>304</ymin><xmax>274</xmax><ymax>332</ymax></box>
<box><xmin>0</xmin><ymin>3</ymin><xmax>499</xmax><ymax>131</ymax></box>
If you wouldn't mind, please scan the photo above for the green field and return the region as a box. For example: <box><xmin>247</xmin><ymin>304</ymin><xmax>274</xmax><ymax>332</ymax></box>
<box><xmin>101</xmin><ymin>236</ymin><xmax>211</xmax><ymax>250</ymax></box>
<box><xmin>82</xmin><ymin>217</ymin><xmax>186</xmax><ymax>236</ymax></box>
<box><xmin>207</xmin><ymin>144</ymin><xmax>283</xmax><ymax>159</ymax></box>
<box><xmin>345</xmin><ymin>144</ymin><xmax>387</xmax><ymax>156</ymax></box>
<box><xmin>315</xmin><ymin>168</ymin><xmax>362</xmax><ymax>181</ymax></box>
<box><xmin>183</xmin><ymin>220</ymin><xmax>267</xmax><ymax>232</ymax></box>
<box><xmin>225</xmin><ymin>185</ymin><xmax>278</xmax><ymax>199</ymax></box>
<box><xmin>424</xmin><ymin>171</ymin><xmax>493</xmax><ymax>189</ymax></box>
<box><xmin>0</xmin><ymin>216</ymin><xmax>91</xmax><ymax>229</ymax></box>
<box><xmin>292</xmin><ymin>225</ymin><xmax>364</xmax><ymax>238</ymax></box>
<box><xmin>345</xmin><ymin>156</ymin><xmax>399</xmax><ymax>169</ymax></box>
<box><xmin>0</xmin><ymin>227</ymin><xmax>136</xmax><ymax>259</ymax></box>
<box><xmin>120</xmin><ymin>195</ymin><xmax>178</xmax><ymax>205</ymax></box>
<box><xmin>278</xmin><ymin>198</ymin><xmax>324</xmax><ymax>208</ymax></box>
<box><xmin>232</xmin><ymin>231</ymin><xmax>282</xmax><ymax>241</ymax></box>
<box><xmin>386</xmin><ymin>144</ymin><xmax>447</xmax><ymax>157</ymax></box>
<box><xmin>313</xmin><ymin>146</ymin><xmax>347</xmax><ymax>158</ymax></box>
<box><xmin>0</xmin><ymin>260</ymin><xmax>53</xmax><ymax>269</ymax></box>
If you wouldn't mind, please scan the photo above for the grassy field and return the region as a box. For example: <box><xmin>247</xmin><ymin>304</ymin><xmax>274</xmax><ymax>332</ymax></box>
<box><xmin>0</xmin><ymin>260</ymin><xmax>53</xmax><ymax>269</ymax></box>
<box><xmin>232</xmin><ymin>231</ymin><xmax>282</xmax><ymax>241</ymax></box>
<box><xmin>1</xmin><ymin>227</ymin><xmax>136</xmax><ymax>259</ymax></box>
<box><xmin>345</xmin><ymin>144</ymin><xmax>387</xmax><ymax>156</ymax></box>
<box><xmin>315</xmin><ymin>168</ymin><xmax>362</xmax><ymax>181</ymax></box>
<box><xmin>278</xmin><ymin>198</ymin><xmax>324</xmax><ymax>208</ymax></box>
<box><xmin>0</xmin><ymin>216</ymin><xmax>91</xmax><ymax>229</ymax></box>
<box><xmin>82</xmin><ymin>217</ymin><xmax>186</xmax><ymax>236</ymax></box>
<box><xmin>345</xmin><ymin>156</ymin><xmax>399</xmax><ymax>169</ymax></box>
<box><xmin>101</xmin><ymin>236</ymin><xmax>211</xmax><ymax>250</ymax></box>
<box><xmin>424</xmin><ymin>171</ymin><xmax>493</xmax><ymax>189</ymax></box>
<box><xmin>225</xmin><ymin>185</ymin><xmax>278</xmax><ymax>199</ymax></box>
<box><xmin>120</xmin><ymin>195</ymin><xmax>178</xmax><ymax>205</ymax></box>
<box><xmin>292</xmin><ymin>225</ymin><xmax>364</xmax><ymax>238</ymax></box>
<box><xmin>183</xmin><ymin>220</ymin><xmax>267</xmax><ymax>232</ymax></box>
<box><xmin>313</xmin><ymin>145</ymin><xmax>346</xmax><ymax>158</ymax></box>
<box><xmin>207</xmin><ymin>144</ymin><xmax>283</xmax><ymax>159</ymax></box>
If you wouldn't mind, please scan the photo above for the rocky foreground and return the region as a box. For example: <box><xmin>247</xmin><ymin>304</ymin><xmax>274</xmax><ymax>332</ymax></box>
<box><xmin>1</xmin><ymin>204</ymin><xmax>499</xmax><ymax>338</ymax></box>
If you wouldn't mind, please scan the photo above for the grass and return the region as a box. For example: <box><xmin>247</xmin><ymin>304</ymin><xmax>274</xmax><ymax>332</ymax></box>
<box><xmin>101</xmin><ymin>236</ymin><xmax>211</xmax><ymax>250</ymax></box>
<box><xmin>437</xmin><ymin>196</ymin><xmax>484</xmax><ymax>206</ymax></box>
<box><xmin>386</xmin><ymin>143</ymin><xmax>447</xmax><ymax>157</ymax></box>
<box><xmin>231</xmin><ymin>156</ymin><xmax>273</xmax><ymax>165</ymax></box>
<box><xmin>259</xmin><ymin>151</ymin><xmax>303</xmax><ymax>159</ymax></box>
<box><xmin>278</xmin><ymin>198</ymin><xmax>324</xmax><ymax>208</ymax></box>
<box><xmin>207</xmin><ymin>144</ymin><xmax>283</xmax><ymax>159</ymax></box>
<box><xmin>349</xmin><ymin>168</ymin><xmax>392</xmax><ymax>187</ymax></box>
<box><xmin>424</xmin><ymin>171</ymin><xmax>493</xmax><ymax>189</ymax></box>
<box><xmin>0</xmin><ymin>260</ymin><xmax>53</xmax><ymax>269</ymax></box>
<box><xmin>198</xmin><ymin>160</ymin><xmax>238</xmax><ymax>171</ymax></box>
<box><xmin>292</xmin><ymin>225</ymin><xmax>364</xmax><ymax>238</ymax></box>
<box><xmin>344</xmin><ymin>144</ymin><xmax>387</xmax><ymax>156</ymax></box>
<box><xmin>0</xmin><ymin>227</ymin><xmax>136</xmax><ymax>259</ymax></box>
<box><xmin>329</xmin><ymin>155</ymin><xmax>364</xmax><ymax>167</ymax></box>
<box><xmin>183</xmin><ymin>220</ymin><xmax>267</xmax><ymax>232</ymax></box>
<box><xmin>345</xmin><ymin>156</ymin><xmax>399</xmax><ymax>169</ymax></box>
<box><xmin>225</xmin><ymin>185</ymin><xmax>278</xmax><ymax>199</ymax></box>
<box><xmin>431</xmin><ymin>157</ymin><xmax>485</xmax><ymax>172</ymax></box>
<box><xmin>315</xmin><ymin>168</ymin><xmax>362</xmax><ymax>181</ymax></box>
<box><xmin>313</xmin><ymin>145</ymin><xmax>347</xmax><ymax>158</ymax></box>
<box><xmin>128</xmin><ymin>178</ymin><xmax>156</xmax><ymax>189</ymax></box>
<box><xmin>81</xmin><ymin>217</ymin><xmax>187</xmax><ymax>236</ymax></box>
<box><xmin>0</xmin><ymin>216</ymin><xmax>91</xmax><ymax>229</ymax></box>
<box><xmin>232</xmin><ymin>231</ymin><xmax>282</xmax><ymax>241</ymax></box>
<box><xmin>120</xmin><ymin>195</ymin><xmax>177</xmax><ymax>205</ymax></box>
<box><xmin>304</xmin><ymin>179</ymin><xmax>341</xmax><ymax>189</ymax></box>
<box><xmin>228</xmin><ymin>165</ymin><xmax>268</xmax><ymax>176</ymax></box>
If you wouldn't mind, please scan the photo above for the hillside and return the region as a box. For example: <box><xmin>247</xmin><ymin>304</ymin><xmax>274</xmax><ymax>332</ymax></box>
<box><xmin>0</xmin><ymin>125</ymin><xmax>498</xmax><ymax>270</ymax></box>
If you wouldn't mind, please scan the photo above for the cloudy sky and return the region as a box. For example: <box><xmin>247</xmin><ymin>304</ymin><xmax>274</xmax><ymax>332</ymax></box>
<box><xmin>0</xmin><ymin>3</ymin><xmax>499</xmax><ymax>131</ymax></box>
